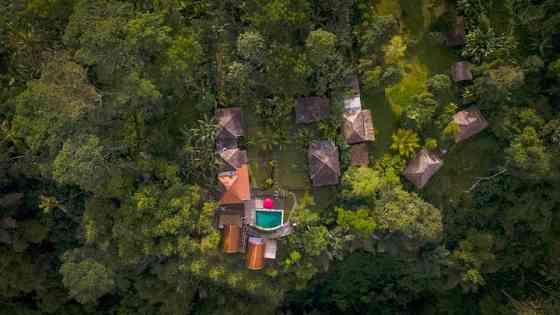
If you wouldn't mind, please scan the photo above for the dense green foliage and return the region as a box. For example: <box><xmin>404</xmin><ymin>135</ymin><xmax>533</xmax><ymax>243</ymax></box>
<box><xmin>1</xmin><ymin>0</ymin><xmax>560</xmax><ymax>314</ymax></box>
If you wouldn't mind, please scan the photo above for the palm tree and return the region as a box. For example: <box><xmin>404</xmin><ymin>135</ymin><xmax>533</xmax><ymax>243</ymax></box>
<box><xmin>390</xmin><ymin>128</ymin><xmax>420</xmax><ymax>158</ymax></box>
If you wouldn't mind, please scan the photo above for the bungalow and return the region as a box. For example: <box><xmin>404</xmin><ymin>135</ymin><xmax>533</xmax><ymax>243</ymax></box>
<box><xmin>451</xmin><ymin>61</ymin><xmax>473</xmax><ymax>83</ymax></box>
<box><xmin>343</xmin><ymin>110</ymin><xmax>375</xmax><ymax>145</ymax></box>
<box><xmin>447</xmin><ymin>16</ymin><xmax>465</xmax><ymax>47</ymax></box>
<box><xmin>453</xmin><ymin>107</ymin><xmax>489</xmax><ymax>142</ymax></box>
<box><xmin>308</xmin><ymin>140</ymin><xmax>341</xmax><ymax>187</ymax></box>
<box><xmin>403</xmin><ymin>149</ymin><xmax>443</xmax><ymax>189</ymax></box>
<box><xmin>216</xmin><ymin>107</ymin><xmax>244</xmax><ymax>150</ymax></box>
<box><xmin>295</xmin><ymin>97</ymin><xmax>330</xmax><ymax>124</ymax></box>
<box><xmin>349</xmin><ymin>143</ymin><xmax>370</xmax><ymax>167</ymax></box>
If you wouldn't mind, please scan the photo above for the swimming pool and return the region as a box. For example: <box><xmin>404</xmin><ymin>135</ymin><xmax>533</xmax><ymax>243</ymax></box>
<box><xmin>255</xmin><ymin>210</ymin><xmax>283</xmax><ymax>229</ymax></box>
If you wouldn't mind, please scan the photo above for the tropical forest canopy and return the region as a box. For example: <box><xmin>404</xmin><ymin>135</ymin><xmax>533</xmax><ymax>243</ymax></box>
<box><xmin>1</xmin><ymin>0</ymin><xmax>560</xmax><ymax>314</ymax></box>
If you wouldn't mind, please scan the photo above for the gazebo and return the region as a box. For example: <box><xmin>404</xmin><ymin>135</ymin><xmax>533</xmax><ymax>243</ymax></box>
<box><xmin>343</xmin><ymin>110</ymin><xmax>375</xmax><ymax>144</ymax></box>
<box><xmin>218</xmin><ymin>147</ymin><xmax>248</xmax><ymax>171</ymax></box>
<box><xmin>453</xmin><ymin>107</ymin><xmax>489</xmax><ymax>142</ymax></box>
<box><xmin>216</xmin><ymin>107</ymin><xmax>244</xmax><ymax>149</ymax></box>
<box><xmin>451</xmin><ymin>61</ymin><xmax>473</xmax><ymax>83</ymax></box>
<box><xmin>218</xmin><ymin>164</ymin><xmax>251</xmax><ymax>205</ymax></box>
<box><xmin>403</xmin><ymin>149</ymin><xmax>443</xmax><ymax>189</ymax></box>
<box><xmin>308</xmin><ymin>140</ymin><xmax>341</xmax><ymax>187</ymax></box>
<box><xmin>295</xmin><ymin>97</ymin><xmax>330</xmax><ymax>124</ymax></box>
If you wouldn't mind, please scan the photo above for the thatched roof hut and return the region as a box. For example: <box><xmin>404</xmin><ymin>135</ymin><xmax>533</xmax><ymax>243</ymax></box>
<box><xmin>295</xmin><ymin>97</ymin><xmax>330</xmax><ymax>124</ymax></box>
<box><xmin>218</xmin><ymin>164</ymin><xmax>251</xmax><ymax>205</ymax></box>
<box><xmin>453</xmin><ymin>107</ymin><xmax>489</xmax><ymax>142</ymax></box>
<box><xmin>447</xmin><ymin>16</ymin><xmax>465</xmax><ymax>47</ymax></box>
<box><xmin>343</xmin><ymin>110</ymin><xmax>375</xmax><ymax>144</ymax></box>
<box><xmin>216</xmin><ymin>107</ymin><xmax>244</xmax><ymax>149</ymax></box>
<box><xmin>308</xmin><ymin>140</ymin><xmax>341</xmax><ymax>187</ymax></box>
<box><xmin>451</xmin><ymin>61</ymin><xmax>473</xmax><ymax>82</ymax></box>
<box><xmin>403</xmin><ymin>149</ymin><xmax>443</xmax><ymax>189</ymax></box>
<box><xmin>349</xmin><ymin>143</ymin><xmax>370</xmax><ymax>167</ymax></box>
<box><xmin>218</xmin><ymin>147</ymin><xmax>248</xmax><ymax>170</ymax></box>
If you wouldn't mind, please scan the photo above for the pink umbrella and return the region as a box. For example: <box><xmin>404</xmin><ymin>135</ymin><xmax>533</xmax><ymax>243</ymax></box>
<box><xmin>263</xmin><ymin>197</ymin><xmax>274</xmax><ymax>209</ymax></box>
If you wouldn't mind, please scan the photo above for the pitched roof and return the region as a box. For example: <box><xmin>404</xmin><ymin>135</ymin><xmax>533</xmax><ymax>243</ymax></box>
<box><xmin>403</xmin><ymin>149</ymin><xmax>443</xmax><ymax>189</ymax></box>
<box><xmin>295</xmin><ymin>97</ymin><xmax>330</xmax><ymax>124</ymax></box>
<box><xmin>218</xmin><ymin>164</ymin><xmax>251</xmax><ymax>205</ymax></box>
<box><xmin>343</xmin><ymin>110</ymin><xmax>375</xmax><ymax>144</ymax></box>
<box><xmin>453</xmin><ymin>107</ymin><xmax>489</xmax><ymax>142</ymax></box>
<box><xmin>447</xmin><ymin>16</ymin><xmax>465</xmax><ymax>47</ymax></box>
<box><xmin>451</xmin><ymin>61</ymin><xmax>473</xmax><ymax>82</ymax></box>
<box><xmin>308</xmin><ymin>140</ymin><xmax>341</xmax><ymax>187</ymax></box>
<box><xmin>349</xmin><ymin>143</ymin><xmax>370</xmax><ymax>167</ymax></box>
<box><xmin>216</xmin><ymin>107</ymin><xmax>244</xmax><ymax>143</ymax></box>
<box><xmin>218</xmin><ymin>147</ymin><xmax>248</xmax><ymax>170</ymax></box>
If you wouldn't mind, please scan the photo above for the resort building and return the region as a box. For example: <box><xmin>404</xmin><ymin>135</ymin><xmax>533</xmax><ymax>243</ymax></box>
<box><xmin>218</xmin><ymin>165</ymin><xmax>251</xmax><ymax>206</ymax></box>
<box><xmin>452</xmin><ymin>107</ymin><xmax>489</xmax><ymax>142</ymax></box>
<box><xmin>403</xmin><ymin>149</ymin><xmax>444</xmax><ymax>189</ymax></box>
<box><xmin>218</xmin><ymin>147</ymin><xmax>248</xmax><ymax>171</ymax></box>
<box><xmin>349</xmin><ymin>143</ymin><xmax>370</xmax><ymax>167</ymax></box>
<box><xmin>451</xmin><ymin>61</ymin><xmax>473</xmax><ymax>83</ymax></box>
<box><xmin>308</xmin><ymin>140</ymin><xmax>341</xmax><ymax>187</ymax></box>
<box><xmin>343</xmin><ymin>109</ymin><xmax>375</xmax><ymax>145</ymax></box>
<box><xmin>216</xmin><ymin>107</ymin><xmax>244</xmax><ymax>150</ymax></box>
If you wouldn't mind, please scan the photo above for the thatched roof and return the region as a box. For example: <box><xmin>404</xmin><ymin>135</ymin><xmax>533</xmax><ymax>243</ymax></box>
<box><xmin>349</xmin><ymin>143</ymin><xmax>370</xmax><ymax>167</ymax></box>
<box><xmin>451</xmin><ymin>61</ymin><xmax>473</xmax><ymax>82</ymax></box>
<box><xmin>295</xmin><ymin>97</ymin><xmax>330</xmax><ymax>124</ymax></box>
<box><xmin>403</xmin><ymin>149</ymin><xmax>443</xmax><ymax>189</ymax></box>
<box><xmin>447</xmin><ymin>16</ymin><xmax>465</xmax><ymax>47</ymax></box>
<box><xmin>218</xmin><ymin>164</ymin><xmax>251</xmax><ymax>205</ymax></box>
<box><xmin>218</xmin><ymin>147</ymin><xmax>248</xmax><ymax>170</ymax></box>
<box><xmin>453</xmin><ymin>107</ymin><xmax>489</xmax><ymax>142</ymax></box>
<box><xmin>308</xmin><ymin>140</ymin><xmax>340</xmax><ymax>187</ymax></box>
<box><xmin>343</xmin><ymin>110</ymin><xmax>375</xmax><ymax>144</ymax></box>
<box><xmin>216</xmin><ymin>108</ymin><xmax>244</xmax><ymax>147</ymax></box>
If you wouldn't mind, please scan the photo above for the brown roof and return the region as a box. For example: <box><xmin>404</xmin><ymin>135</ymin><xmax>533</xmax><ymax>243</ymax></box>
<box><xmin>218</xmin><ymin>164</ymin><xmax>251</xmax><ymax>205</ymax></box>
<box><xmin>218</xmin><ymin>147</ymin><xmax>248</xmax><ymax>170</ymax></box>
<box><xmin>451</xmin><ymin>61</ymin><xmax>473</xmax><ymax>82</ymax></box>
<box><xmin>403</xmin><ymin>149</ymin><xmax>443</xmax><ymax>189</ymax></box>
<box><xmin>308</xmin><ymin>140</ymin><xmax>341</xmax><ymax>187</ymax></box>
<box><xmin>223</xmin><ymin>224</ymin><xmax>241</xmax><ymax>253</ymax></box>
<box><xmin>295</xmin><ymin>97</ymin><xmax>330</xmax><ymax>124</ymax></box>
<box><xmin>343</xmin><ymin>110</ymin><xmax>375</xmax><ymax>144</ymax></box>
<box><xmin>350</xmin><ymin>143</ymin><xmax>370</xmax><ymax>166</ymax></box>
<box><xmin>453</xmin><ymin>107</ymin><xmax>489</xmax><ymax>142</ymax></box>
<box><xmin>246</xmin><ymin>237</ymin><xmax>265</xmax><ymax>270</ymax></box>
<box><xmin>216</xmin><ymin>107</ymin><xmax>244</xmax><ymax>146</ymax></box>
<box><xmin>447</xmin><ymin>16</ymin><xmax>465</xmax><ymax>47</ymax></box>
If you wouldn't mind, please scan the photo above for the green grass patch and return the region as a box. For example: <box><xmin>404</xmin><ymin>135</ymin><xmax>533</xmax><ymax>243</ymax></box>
<box><xmin>363</xmin><ymin>90</ymin><xmax>399</xmax><ymax>159</ymax></box>
<box><xmin>420</xmin><ymin>133</ymin><xmax>501</xmax><ymax>209</ymax></box>
<box><xmin>385</xmin><ymin>62</ymin><xmax>429</xmax><ymax>116</ymax></box>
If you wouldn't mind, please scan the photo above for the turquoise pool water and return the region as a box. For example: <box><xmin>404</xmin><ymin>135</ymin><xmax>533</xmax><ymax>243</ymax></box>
<box><xmin>255</xmin><ymin>211</ymin><xmax>283</xmax><ymax>229</ymax></box>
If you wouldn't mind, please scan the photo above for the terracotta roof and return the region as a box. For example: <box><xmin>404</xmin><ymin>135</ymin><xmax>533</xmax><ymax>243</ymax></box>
<box><xmin>308</xmin><ymin>140</ymin><xmax>341</xmax><ymax>187</ymax></box>
<box><xmin>403</xmin><ymin>149</ymin><xmax>443</xmax><ymax>189</ymax></box>
<box><xmin>350</xmin><ymin>143</ymin><xmax>370</xmax><ymax>166</ymax></box>
<box><xmin>218</xmin><ymin>147</ymin><xmax>248</xmax><ymax>170</ymax></box>
<box><xmin>447</xmin><ymin>16</ymin><xmax>465</xmax><ymax>47</ymax></box>
<box><xmin>453</xmin><ymin>107</ymin><xmax>489</xmax><ymax>142</ymax></box>
<box><xmin>216</xmin><ymin>107</ymin><xmax>244</xmax><ymax>147</ymax></box>
<box><xmin>343</xmin><ymin>110</ymin><xmax>375</xmax><ymax>144</ymax></box>
<box><xmin>223</xmin><ymin>224</ymin><xmax>241</xmax><ymax>253</ymax></box>
<box><xmin>295</xmin><ymin>97</ymin><xmax>330</xmax><ymax>124</ymax></box>
<box><xmin>451</xmin><ymin>61</ymin><xmax>473</xmax><ymax>82</ymax></box>
<box><xmin>218</xmin><ymin>164</ymin><xmax>251</xmax><ymax>205</ymax></box>
<box><xmin>246</xmin><ymin>237</ymin><xmax>265</xmax><ymax>270</ymax></box>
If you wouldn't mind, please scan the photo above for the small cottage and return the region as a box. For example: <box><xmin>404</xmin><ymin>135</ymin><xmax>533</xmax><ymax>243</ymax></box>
<box><xmin>216</xmin><ymin>107</ymin><xmax>244</xmax><ymax>149</ymax></box>
<box><xmin>308</xmin><ymin>140</ymin><xmax>341</xmax><ymax>187</ymax></box>
<box><xmin>453</xmin><ymin>107</ymin><xmax>489</xmax><ymax>142</ymax></box>
<box><xmin>403</xmin><ymin>149</ymin><xmax>443</xmax><ymax>189</ymax></box>
<box><xmin>447</xmin><ymin>16</ymin><xmax>465</xmax><ymax>47</ymax></box>
<box><xmin>343</xmin><ymin>110</ymin><xmax>375</xmax><ymax>144</ymax></box>
<box><xmin>295</xmin><ymin>97</ymin><xmax>330</xmax><ymax>124</ymax></box>
<box><xmin>451</xmin><ymin>61</ymin><xmax>473</xmax><ymax>83</ymax></box>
